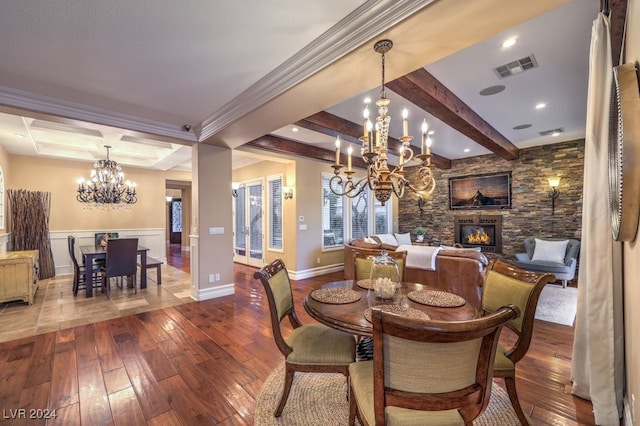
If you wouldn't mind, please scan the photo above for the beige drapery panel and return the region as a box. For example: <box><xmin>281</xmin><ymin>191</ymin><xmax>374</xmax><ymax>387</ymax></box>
<box><xmin>571</xmin><ymin>12</ymin><xmax>624</xmax><ymax>425</ymax></box>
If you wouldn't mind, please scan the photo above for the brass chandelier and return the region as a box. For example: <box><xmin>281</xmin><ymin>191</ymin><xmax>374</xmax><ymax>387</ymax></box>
<box><xmin>330</xmin><ymin>39</ymin><xmax>436</xmax><ymax>205</ymax></box>
<box><xmin>76</xmin><ymin>145</ymin><xmax>137</xmax><ymax>208</ymax></box>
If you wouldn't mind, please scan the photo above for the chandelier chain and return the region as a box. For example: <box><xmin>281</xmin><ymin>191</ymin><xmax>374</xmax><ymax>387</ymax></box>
<box><xmin>329</xmin><ymin>39</ymin><xmax>436</xmax><ymax>205</ymax></box>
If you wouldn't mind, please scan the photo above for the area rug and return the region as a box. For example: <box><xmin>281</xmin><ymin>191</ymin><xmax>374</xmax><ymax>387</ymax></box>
<box><xmin>535</xmin><ymin>284</ymin><xmax>578</xmax><ymax>326</ymax></box>
<box><xmin>254</xmin><ymin>363</ymin><xmax>524</xmax><ymax>425</ymax></box>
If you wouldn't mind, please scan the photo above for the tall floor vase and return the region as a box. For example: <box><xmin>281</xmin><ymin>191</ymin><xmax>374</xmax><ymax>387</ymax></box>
<box><xmin>8</xmin><ymin>189</ymin><xmax>56</xmax><ymax>279</ymax></box>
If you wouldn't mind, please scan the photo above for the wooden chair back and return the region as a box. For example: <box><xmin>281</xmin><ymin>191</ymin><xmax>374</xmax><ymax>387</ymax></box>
<box><xmin>481</xmin><ymin>260</ymin><xmax>556</xmax><ymax>363</ymax></box>
<box><xmin>370</xmin><ymin>305</ymin><xmax>519</xmax><ymax>424</ymax></box>
<box><xmin>105</xmin><ymin>238</ymin><xmax>138</xmax><ymax>278</ymax></box>
<box><xmin>253</xmin><ymin>259</ymin><xmax>301</xmax><ymax>357</ymax></box>
<box><xmin>67</xmin><ymin>235</ymin><xmax>80</xmax><ymax>270</ymax></box>
<box><xmin>353</xmin><ymin>249</ymin><xmax>407</xmax><ymax>282</ymax></box>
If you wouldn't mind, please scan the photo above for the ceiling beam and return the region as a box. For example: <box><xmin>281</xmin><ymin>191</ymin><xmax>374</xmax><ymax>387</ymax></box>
<box><xmin>245</xmin><ymin>134</ymin><xmax>368</xmax><ymax>169</ymax></box>
<box><xmin>295</xmin><ymin>111</ymin><xmax>452</xmax><ymax>170</ymax></box>
<box><xmin>386</xmin><ymin>68</ymin><xmax>520</xmax><ymax>161</ymax></box>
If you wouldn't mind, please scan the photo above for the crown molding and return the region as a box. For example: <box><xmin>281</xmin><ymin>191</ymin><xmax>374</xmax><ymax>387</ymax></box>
<box><xmin>199</xmin><ymin>0</ymin><xmax>434</xmax><ymax>141</ymax></box>
<box><xmin>0</xmin><ymin>85</ymin><xmax>197</xmax><ymax>143</ymax></box>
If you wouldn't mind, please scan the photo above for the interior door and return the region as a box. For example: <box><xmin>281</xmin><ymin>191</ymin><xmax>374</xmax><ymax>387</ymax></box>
<box><xmin>169</xmin><ymin>198</ymin><xmax>182</xmax><ymax>244</ymax></box>
<box><xmin>233</xmin><ymin>181</ymin><xmax>263</xmax><ymax>266</ymax></box>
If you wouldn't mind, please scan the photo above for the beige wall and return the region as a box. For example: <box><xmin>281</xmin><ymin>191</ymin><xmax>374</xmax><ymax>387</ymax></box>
<box><xmin>623</xmin><ymin>0</ymin><xmax>640</xmax><ymax>419</ymax></box>
<box><xmin>6</xmin><ymin>154</ymin><xmax>190</xmax><ymax>232</ymax></box>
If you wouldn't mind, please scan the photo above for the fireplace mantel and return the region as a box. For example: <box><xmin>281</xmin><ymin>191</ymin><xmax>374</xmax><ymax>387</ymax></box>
<box><xmin>454</xmin><ymin>215</ymin><xmax>503</xmax><ymax>253</ymax></box>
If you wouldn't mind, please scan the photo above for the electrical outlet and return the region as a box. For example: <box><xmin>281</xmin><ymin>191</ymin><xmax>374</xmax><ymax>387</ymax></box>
<box><xmin>215</xmin><ymin>273</ymin><xmax>220</xmax><ymax>281</ymax></box>
<box><xmin>208</xmin><ymin>274</ymin><xmax>215</xmax><ymax>283</ymax></box>
<box><xmin>317</xmin><ymin>258</ymin><xmax>320</xmax><ymax>264</ymax></box>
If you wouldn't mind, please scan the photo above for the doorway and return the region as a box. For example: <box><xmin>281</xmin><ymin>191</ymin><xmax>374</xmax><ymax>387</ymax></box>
<box><xmin>168</xmin><ymin>198</ymin><xmax>182</xmax><ymax>244</ymax></box>
<box><xmin>233</xmin><ymin>180</ymin><xmax>264</xmax><ymax>267</ymax></box>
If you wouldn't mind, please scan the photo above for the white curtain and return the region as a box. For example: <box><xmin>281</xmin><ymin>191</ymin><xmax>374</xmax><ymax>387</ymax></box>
<box><xmin>571</xmin><ymin>12</ymin><xmax>624</xmax><ymax>426</ymax></box>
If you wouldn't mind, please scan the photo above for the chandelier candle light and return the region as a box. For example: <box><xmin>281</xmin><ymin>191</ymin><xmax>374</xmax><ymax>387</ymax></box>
<box><xmin>330</xmin><ymin>39</ymin><xmax>436</xmax><ymax>205</ymax></box>
<box><xmin>76</xmin><ymin>145</ymin><xmax>137</xmax><ymax>208</ymax></box>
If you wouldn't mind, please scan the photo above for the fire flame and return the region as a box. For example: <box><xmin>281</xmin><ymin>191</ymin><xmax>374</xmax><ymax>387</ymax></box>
<box><xmin>467</xmin><ymin>229</ymin><xmax>490</xmax><ymax>244</ymax></box>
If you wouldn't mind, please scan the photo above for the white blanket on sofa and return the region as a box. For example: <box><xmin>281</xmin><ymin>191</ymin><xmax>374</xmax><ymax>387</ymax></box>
<box><xmin>396</xmin><ymin>245</ymin><xmax>442</xmax><ymax>271</ymax></box>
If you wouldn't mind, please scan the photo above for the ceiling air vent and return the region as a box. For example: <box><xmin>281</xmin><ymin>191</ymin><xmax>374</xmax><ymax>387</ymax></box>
<box><xmin>493</xmin><ymin>55</ymin><xmax>538</xmax><ymax>78</ymax></box>
<box><xmin>539</xmin><ymin>127</ymin><xmax>564</xmax><ymax>136</ymax></box>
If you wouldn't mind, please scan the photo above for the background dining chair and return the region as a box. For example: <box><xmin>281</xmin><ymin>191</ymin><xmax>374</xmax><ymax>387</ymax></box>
<box><xmin>353</xmin><ymin>249</ymin><xmax>407</xmax><ymax>282</ymax></box>
<box><xmin>348</xmin><ymin>305</ymin><xmax>519</xmax><ymax>425</ymax></box>
<box><xmin>101</xmin><ymin>237</ymin><xmax>139</xmax><ymax>299</ymax></box>
<box><xmin>481</xmin><ymin>259</ymin><xmax>556</xmax><ymax>425</ymax></box>
<box><xmin>253</xmin><ymin>259</ymin><xmax>356</xmax><ymax>417</ymax></box>
<box><xmin>67</xmin><ymin>235</ymin><xmax>101</xmax><ymax>296</ymax></box>
<box><xmin>353</xmin><ymin>249</ymin><xmax>407</xmax><ymax>360</ymax></box>
<box><xmin>95</xmin><ymin>232</ymin><xmax>119</xmax><ymax>246</ymax></box>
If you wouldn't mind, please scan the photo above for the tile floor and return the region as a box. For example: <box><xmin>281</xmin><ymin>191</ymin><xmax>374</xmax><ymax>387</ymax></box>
<box><xmin>0</xmin><ymin>264</ymin><xmax>193</xmax><ymax>343</ymax></box>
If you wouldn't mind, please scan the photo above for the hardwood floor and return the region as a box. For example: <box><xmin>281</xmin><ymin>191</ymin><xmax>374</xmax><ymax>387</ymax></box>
<box><xmin>0</xmin><ymin>256</ymin><xmax>595</xmax><ymax>425</ymax></box>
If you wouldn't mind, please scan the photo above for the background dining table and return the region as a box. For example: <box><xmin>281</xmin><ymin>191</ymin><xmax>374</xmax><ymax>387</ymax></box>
<box><xmin>304</xmin><ymin>280</ymin><xmax>478</xmax><ymax>336</ymax></box>
<box><xmin>80</xmin><ymin>244</ymin><xmax>149</xmax><ymax>297</ymax></box>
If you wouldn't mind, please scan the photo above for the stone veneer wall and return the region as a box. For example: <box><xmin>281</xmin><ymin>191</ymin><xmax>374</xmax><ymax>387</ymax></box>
<box><xmin>398</xmin><ymin>139</ymin><xmax>584</xmax><ymax>262</ymax></box>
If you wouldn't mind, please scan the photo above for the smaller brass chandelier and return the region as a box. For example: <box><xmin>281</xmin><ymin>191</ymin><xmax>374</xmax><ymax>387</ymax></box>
<box><xmin>330</xmin><ymin>39</ymin><xmax>436</xmax><ymax>205</ymax></box>
<box><xmin>76</xmin><ymin>145</ymin><xmax>137</xmax><ymax>208</ymax></box>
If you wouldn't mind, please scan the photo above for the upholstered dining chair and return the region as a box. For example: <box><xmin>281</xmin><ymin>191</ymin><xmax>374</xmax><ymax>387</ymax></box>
<box><xmin>348</xmin><ymin>304</ymin><xmax>519</xmax><ymax>425</ymax></box>
<box><xmin>253</xmin><ymin>259</ymin><xmax>356</xmax><ymax>417</ymax></box>
<box><xmin>481</xmin><ymin>260</ymin><xmax>556</xmax><ymax>425</ymax></box>
<box><xmin>352</xmin><ymin>249</ymin><xmax>407</xmax><ymax>282</ymax></box>
<box><xmin>67</xmin><ymin>235</ymin><xmax>101</xmax><ymax>296</ymax></box>
<box><xmin>101</xmin><ymin>237</ymin><xmax>139</xmax><ymax>299</ymax></box>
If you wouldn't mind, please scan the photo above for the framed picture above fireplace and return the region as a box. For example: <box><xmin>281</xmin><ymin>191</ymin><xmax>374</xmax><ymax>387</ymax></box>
<box><xmin>449</xmin><ymin>172</ymin><xmax>512</xmax><ymax>210</ymax></box>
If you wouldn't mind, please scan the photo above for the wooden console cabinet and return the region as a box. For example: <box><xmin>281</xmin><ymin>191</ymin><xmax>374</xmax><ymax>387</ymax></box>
<box><xmin>0</xmin><ymin>250</ymin><xmax>39</xmax><ymax>305</ymax></box>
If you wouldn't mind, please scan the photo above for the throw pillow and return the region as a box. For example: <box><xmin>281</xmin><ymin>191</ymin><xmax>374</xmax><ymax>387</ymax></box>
<box><xmin>531</xmin><ymin>238</ymin><xmax>569</xmax><ymax>264</ymax></box>
<box><xmin>363</xmin><ymin>236</ymin><xmax>378</xmax><ymax>244</ymax></box>
<box><xmin>375</xmin><ymin>234</ymin><xmax>398</xmax><ymax>246</ymax></box>
<box><xmin>394</xmin><ymin>232</ymin><xmax>412</xmax><ymax>245</ymax></box>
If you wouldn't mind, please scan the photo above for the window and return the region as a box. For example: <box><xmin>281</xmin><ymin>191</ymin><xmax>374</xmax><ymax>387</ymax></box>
<box><xmin>268</xmin><ymin>175</ymin><xmax>283</xmax><ymax>251</ymax></box>
<box><xmin>322</xmin><ymin>173</ymin><xmax>392</xmax><ymax>249</ymax></box>
<box><xmin>322</xmin><ymin>173</ymin><xmax>344</xmax><ymax>249</ymax></box>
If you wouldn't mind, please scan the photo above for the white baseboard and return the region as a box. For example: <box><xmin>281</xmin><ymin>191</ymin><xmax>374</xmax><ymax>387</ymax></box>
<box><xmin>289</xmin><ymin>263</ymin><xmax>344</xmax><ymax>280</ymax></box>
<box><xmin>195</xmin><ymin>283</ymin><xmax>234</xmax><ymax>300</ymax></box>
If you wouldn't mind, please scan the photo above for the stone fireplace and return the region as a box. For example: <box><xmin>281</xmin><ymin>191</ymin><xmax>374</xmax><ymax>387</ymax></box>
<box><xmin>454</xmin><ymin>215</ymin><xmax>503</xmax><ymax>253</ymax></box>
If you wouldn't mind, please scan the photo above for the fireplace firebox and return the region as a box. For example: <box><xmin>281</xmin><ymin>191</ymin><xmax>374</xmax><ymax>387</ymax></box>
<box><xmin>454</xmin><ymin>215</ymin><xmax>502</xmax><ymax>253</ymax></box>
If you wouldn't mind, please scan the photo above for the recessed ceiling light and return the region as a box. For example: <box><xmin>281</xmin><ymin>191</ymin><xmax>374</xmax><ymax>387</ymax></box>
<box><xmin>463</xmin><ymin>148</ymin><xmax>471</xmax><ymax>153</ymax></box>
<box><xmin>427</xmin><ymin>131</ymin><xmax>434</xmax><ymax>136</ymax></box>
<box><xmin>479</xmin><ymin>85</ymin><xmax>506</xmax><ymax>96</ymax></box>
<box><xmin>291</xmin><ymin>127</ymin><xmax>299</xmax><ymax>132</ymax></box>
<box><xmin>363</xmin><ymin>97</ymin><xmax>371</xmax><ymax>104</ymax></box>
<box><xmin>513</xmin><ymin>124</ymin><xmax>532</xmax><ymax>130</ymax></box>
<box><xmin>535</xmin><ymin>103</ymin><xmax>546</xmax><ymax>109</ymax></box>
<box><xmin>552</xmin><ymin>132</ymin><xmax>560</xmax><ymax>137</ymax></box>
<box><xmin>502</xmin><ymin>37</ymin><xmax>517</xmax><ymax>48</ymax></box>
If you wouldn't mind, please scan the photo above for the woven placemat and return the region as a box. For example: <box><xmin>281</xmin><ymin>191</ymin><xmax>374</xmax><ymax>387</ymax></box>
<box><xmin>356</xmin><ymin>279</ymin><xmax>400</xmax><ymax>290</ymax></box>
<box><xmin>364</xmin><ymin>305</ymin><xmax>430</xmax><ymax>322</ymax></box>
<box><xmin>310</xmin><ymin>288</ymin><xmax>361</xmax><ymax>304</ymax></box>
<box><xmin>407</xmin><ymin>290</ymin><xmax>466</xmax><ymax>307</ymax></box>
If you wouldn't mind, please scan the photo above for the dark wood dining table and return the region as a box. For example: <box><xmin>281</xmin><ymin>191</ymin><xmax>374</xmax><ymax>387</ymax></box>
<box><xmin>303</xmin><ymin>280</ymin><xmax>478</xmax><ymax>336</ymax></box>
<box><xmin>80</xmin><ymin>244</ymin><xmax>149</xmax><ymax>297</ymax></box>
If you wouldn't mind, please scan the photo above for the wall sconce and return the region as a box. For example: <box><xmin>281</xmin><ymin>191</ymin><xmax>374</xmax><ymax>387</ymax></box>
<box><xmin>417</xmin><ymin>196</ymin><xmax>425</xmax><ymax>215</ymax></box>
<box><xmin>231</xmin><ymin>182</ymin><xmax>240</xmax><ymax>198</ymax></box>
<box><xmin>283</xmin><ymin>186</ymin><xmax>294</xmax><ymax>200</ymax></box>
<box><xmin>548</xmin><ymin>177</ymin><xmax>560</xmax><ymax>214</ymax></box>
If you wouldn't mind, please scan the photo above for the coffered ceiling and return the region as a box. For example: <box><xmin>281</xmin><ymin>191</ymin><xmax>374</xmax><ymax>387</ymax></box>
<box><xmin>0</xmin><ymin>0</ymin><xmax>607</xmax><ymax>172</ymax></box>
